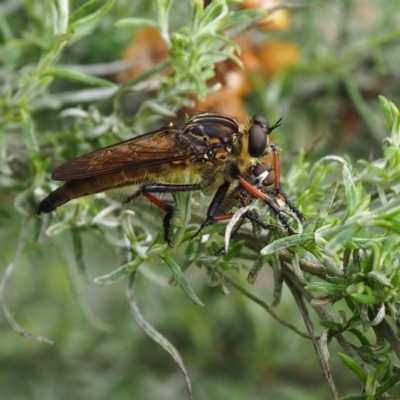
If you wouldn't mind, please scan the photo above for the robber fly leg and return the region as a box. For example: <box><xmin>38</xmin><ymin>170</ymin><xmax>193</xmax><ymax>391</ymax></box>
<box><xmin>236</xmin><ymin>176</ymin><xmax>296</xmax><ymax>235</ymax></box>
<box><xmin>193</xmin><ymin>181</ymin><xmax>231</xmax><ymax>238</ymax></box>
<box><xmin>249</xmin><ymin>192</ymin><xmax>295</xmax><ymax>235</ymax></box>
<box><xmin>213</xmin><ymin>210</ymin><xmax>276</xmax><ymax>255</ymax></box>
<box><xmin>260</xmin><ymin>195</ymin><xmax>295</xmax><ymax>235</ymax></box>
<box><xmin>265</xmin><ymin>188</ymin><xmax>305</xmax><ymax>221</ymax></box>
<box><xmin>242</xmin><ymin>210</ymin><xmax>275</xmax><ymax>231</ymax></box>
<box><xmin>267</xmin><ymin>144</ymin><xmax>304</xmax><ymax>221</ymax></box>
<box><xmin>123</xmin><ymin>183</ymin><xmax>202</xmax><ymax>246</ymax></box>
<box><xmin>211</xmin><ymin>208</ymin><xmax>274</xmax><ymax>231</ymax></box>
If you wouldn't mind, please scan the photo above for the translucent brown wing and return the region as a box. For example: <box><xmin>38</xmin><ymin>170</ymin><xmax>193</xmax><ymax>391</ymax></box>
<box><xmin>51</xmin><ymin>126</ymin><xmax>193</xmax><ymax>180</ymax></box>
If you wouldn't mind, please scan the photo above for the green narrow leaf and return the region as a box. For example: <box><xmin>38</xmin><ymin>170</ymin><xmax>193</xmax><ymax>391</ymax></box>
<box><xmin>260</xmin><ymin>232</ymin><xmax>314</xmax><ymax>255</ymax></box>
<box><xmin>338</xmin><ymin>353</ymin><xmax>367</xmax><ymax>383</ymax></box>
<box><xmin>370</xmin><ymin>359</ymin><xmax>390</xmax><ymax>392</ymax></box>
<box><xmin>199</xmin><ymin>1</ymin><xmax>227</xmax><ymax>27</ymax></box>
<box><xmin>69</xmin><ymin>0</ymin><xmax>102</xmax><ymax>24</ymax></box>
<box><xmin>390</xmin><ymin>113</ymin><xmax>400</xmax><ymax>148</ymax></box>
<box><xmin>312</xmin><ymin>179</ymin><xmax>339</xmax><ymax>230</ymax></box>
<box><xmin>348</xmin><ymin>329</ymin><xmax>371</xmax><ymax>347</ymax></box>
<box><xmin>342</xmin><ymin>163</ymin><xmax>357</xmax><ymax>218</ymax></box>
<box><xmin>305</xmin><ymin>282</ymin><xmax>346</xmax><ymax>294</ymax></box>
<box><xmin>126</xmin><ymin>272</ymin><xmax>193</xmax><ymax>400</ymax></box>
<box><xmin>356</xmin><ymin>193</ymin><xmax>371</xmax><ymax>213</ymax></box>
<box><xmin>351</xmin><ymin>293</ymin><xmax>377</xmax><ymax>305</ymax></box>
<box><xmin>69</xmin><ymin>0</ymin><xmax>116</xmax><ymax>31</ymax></box>
<box><xmin>247</xmin><ymin>255</ymin><xmax>264</xmax><ymax>284</ymax></box>
<box><xmin>224</xmin><ymin>240</ymin><xmax>245</xmax><ymax>262</ymax></box>
<box><xmin>115</xmin><ymin>18</ymin><xmax>159</xmax><ymax>29</ymax></box>
<box><xmin>271</xmin><ymin>255</ymin><xmax>283</xmax><ymax>308</ymax></box>
<box><xmin>367</xmin><ymin>271</ymin><xmax>393</xmax><ymax>288</ymax></box>
<box><xmin>71</xmin><ymin>228</ymin><xmax>86</xmax><ymax>278</ymax></box>
<box><xmin>219</xmin><ymin>8</ymin><xmax>261</xmax><ymax>29</ymax></box>
<box><xmin>170</xmin><ymin>192</ymin><xmax>192</xmax><ymax>246</ymax></box>
<box><xmin>162</xmin><ymin>256</ymin><xmax>204</xmax><ymax>306</ymax></box>
<box><xmin>94</xmin><ymin>257</ymin><xmax>144</xmax><ymax>286</ymax></box>
<box><xmin>46</xmin><ymin>68</ymin><xmax>116</xmax><ymax>87</ymax></box>
<box><xmin>181</xmin><ymin>222</ymin><xmax>227</xmax><ymax>243</ymax></box>
<box><xmin>375</xmin><ymin>374</ymin><xmax>400</xmax><ymax>395</ymax></box>
<box><xmin>379</xmin><ymin>95</ymin><xmax>396</xmax><ymax>131</ymax></box>
<box><xmin>291</xmin><ymin>253</ymin><xmax>307</xmax><ymax>285</ymax></box>
<box><xmin>365</xmin><ymin>373</ymin><xmax>377</xmax><ymax>398</ymax></box>
<box><xmin>325</xmin><ymin>224</ymin><xmax>360</xmax><ymax>254</ymax></box>
<box><xmin>319</xmin><ymin>321</ymin><xmax>343</xmax><ymax>331</ymax></box>
<box><xmin>21</xmin><ymin>111</ymin><xmax>39</xmax><ymax>153</ymax></box>
<box><xmin>55</xmin><ymin>0</ymin><xmax>70</xmax><ymax>33</ymax></box>
<box><xmin>0</xmin><ymin>218</ymin><xmax>54</xmax><ymax>345</ymax></box>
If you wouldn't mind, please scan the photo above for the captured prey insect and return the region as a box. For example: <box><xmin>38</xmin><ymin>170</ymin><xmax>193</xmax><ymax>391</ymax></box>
<box><xmin>203</xmin><ymin>150</ymin><xmax>305</xmax><ymax>240</ymax></box>
<box><xmin>37</xmin><ymin>112</ymin><xmax>302</xmax><ymax>244</ymax></box>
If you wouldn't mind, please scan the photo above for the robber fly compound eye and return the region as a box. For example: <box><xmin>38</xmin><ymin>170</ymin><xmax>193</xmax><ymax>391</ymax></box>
<box><xmin>248</xmin><ymin>117</ymin><xmax>268</xmax><ymax>158</ymax></box>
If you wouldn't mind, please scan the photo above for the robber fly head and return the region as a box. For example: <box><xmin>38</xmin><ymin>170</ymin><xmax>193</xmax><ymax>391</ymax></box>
<box><xmin>247</xmin><ymin>115</ymin><xmax>282</xmax><ymax>158</ymax></box>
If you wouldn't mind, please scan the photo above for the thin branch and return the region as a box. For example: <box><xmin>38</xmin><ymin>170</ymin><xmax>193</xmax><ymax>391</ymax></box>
<box><xmin>283</xmin><ymin>271</ymin><xmax>339</xmax><ymax>400</ymax></box>
<box><xmin>224</xmin><ymin>274</ymin><xmax>315</xmax><ymax>340</ymax></box>
<box><xmin>0</xmin><ymin>218</ymin><xmax>53</xmax><ymax>344</ymax></box>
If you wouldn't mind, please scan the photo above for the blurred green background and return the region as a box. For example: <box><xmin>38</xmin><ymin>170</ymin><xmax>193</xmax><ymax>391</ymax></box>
<box><xmin>1</xmin><ymin>1</ymin><xmax>400</xmax><ymax>399</ymax></box>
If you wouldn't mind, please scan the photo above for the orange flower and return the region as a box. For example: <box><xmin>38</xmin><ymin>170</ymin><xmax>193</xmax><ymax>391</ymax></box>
<box><xmin>117</xmin><ymin>6</ymin><xmax>299</xmax><ymax>119</ymax></box>
<box><xmin>256</xmin><ymin>40</ymin><xmax>300</xmax><ymax>80</ymax></box>
<box><xmin>192</xmin><ymin>87</ymin><xmax>248</xmax><ymax>122</ymax></box>
<box><xmin>239</xmin><ymin>0</ymin><xmax>290</xmax><ymax>31</ymax></box>
<box><xmin>117</xmin><ymin>28</ymin><xmax>169</xmax><ymax>84</ymax></box>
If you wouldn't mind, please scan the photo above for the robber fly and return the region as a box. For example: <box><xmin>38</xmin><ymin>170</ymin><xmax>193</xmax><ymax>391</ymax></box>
<box><xmin>38</xmin><ymin>112</ymin><xmax>301</xmax><ymax>244</ymax></box>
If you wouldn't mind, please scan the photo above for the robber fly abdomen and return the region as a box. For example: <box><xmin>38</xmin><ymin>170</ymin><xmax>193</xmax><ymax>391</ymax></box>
<box><xmin>37</xmin><ymin>163</ymin><xmax>180</xmax><ymax>214</ymax></box>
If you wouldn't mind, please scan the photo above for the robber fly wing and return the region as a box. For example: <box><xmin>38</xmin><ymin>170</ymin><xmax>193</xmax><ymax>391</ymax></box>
<box><xmin>51</xmin><ymin>126</ymin><xmax>193</xmax><ymax>180</ymax></box>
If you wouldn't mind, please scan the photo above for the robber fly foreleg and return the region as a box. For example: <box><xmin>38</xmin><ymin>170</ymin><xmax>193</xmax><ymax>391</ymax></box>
<box><xmin>264</xmin><ymin>187</ymin><xmax>305</xmax><ymax>221</ymax></box>
<box><xmin>237</xmin><ymin>177</ymin><xmax>296</xmax><ymax>235</ymax></box>
<box><xmin>266</xmin><ymin>145</ymin><xmax>304</xmax><ymax>222</ymax></box>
